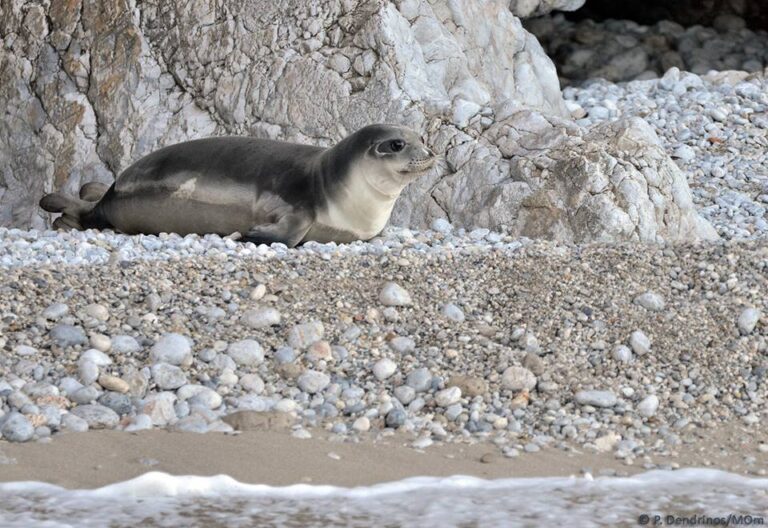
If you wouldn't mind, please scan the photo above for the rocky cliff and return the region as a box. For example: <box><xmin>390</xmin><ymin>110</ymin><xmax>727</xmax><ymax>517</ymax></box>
<box><xmin>0</xmin><ymin>0</ymin><xmax>716</xmax><ymax>243</ymax></box>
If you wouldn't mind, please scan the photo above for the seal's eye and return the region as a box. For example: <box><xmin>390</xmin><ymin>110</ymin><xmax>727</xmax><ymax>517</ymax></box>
<box><xmin>389</xmin><ymin>139</ymin><xmax>406</xmax><ymax>152</ymax></box>
<box><xmin>377</xmin><ymin>139</ymin><xmax>406</xmax><ymax>155</ymax></box>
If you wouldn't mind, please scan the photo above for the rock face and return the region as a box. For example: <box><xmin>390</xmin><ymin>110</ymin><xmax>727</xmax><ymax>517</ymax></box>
<box><xmin>0</xmin><ymin>0</ymin><xmax>715</xmax><ymax>243</ymax></box>
<box><xmin>509</xmin><ymin>0</ymin><xmax>585</xmax><ymax>19</ymax></box>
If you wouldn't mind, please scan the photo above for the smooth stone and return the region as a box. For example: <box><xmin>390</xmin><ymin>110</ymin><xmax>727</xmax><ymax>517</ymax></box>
<box><xmin>629</xmin><ymin>331</ymin><xmax>652</xmax><ymax>355</ymax></box>
<box><xmin>274</xmin><ymin>347</ymin><xmax>296</xmax><ymax>364</ymax></box>
<box><xmin>406</xmin><ymin>368</ymin><xmax>431</xmax><ymax>392</ymax></box>
<box><xmin>60</xmin><ymin>412</ymin><xmax>89</xmax><ymax>432</ymax></box>
<box><xmin>372</xmin><ymin>358</ymin><xmax>397</xmax><ymax>380</ymax></box>
<box><xmin>242</xmin><ymin>307</ymin><xmax>282</xmax><ymax>329</ymax></box>
<box><xmin>150</xmin><ymin>333</ymin><xmax>192</xmax><ymax>365</ymax></box>
<box><xmin>111</xmin><ymin>335</ymin><xmax>141</xmax><ymax>355</ymax></box>
<box><xmin>84</xmin><ymin>304</ymin><xmax>110</xmax><ymax>321</ymax></box>
<box><xmin>352</xmin><ymin>416</ymin><xmax>370</xmax><ymax>432</ymax></box>
<box><xmin>240</xmin><ymin>373</ymin><xmax>265</xmax><ymax>394</ymax></box>
<box><xmin>98</xmin><ymin>392</ymin><xmax>133</xmax><ymax>415</ymax></box>
<box><xmin>70</xmin><ymin>386</ymin><xmax>100</xmax><ymax>405</ymax></box>
<box><xmin>50</xmin><ymin>324</ymin><xmax>88</xmax><ymax>347</ymax></box>
<box><xmin>386</xmin><ymin>408</ymin><xmax>406</xmax><ymax>428</ymax></box>
<box><xmin>124</xmin><ymin>414</ymin><xmax>153</xmax><ymax>432</ymax></box>
<box><xmin>80</xmin><ymin>349</ymin><xmax>112</xmax><ymax>367</ymax></box>
<box><xmin>441</xmin><ymin>303</ymin><xmax>465</xmax><ymax>323</ymax></box>
<box><xmin>70</xmin><ymin>404</ymin><xmax>120</xmax><ymax>429</ymax></box>
<box><xmin>575</xmin><ymin>390</ymin><xmax>618</xmax><ymax>408</ymax></box>
<box><xmin>227</xmin><ymin>339</ymin><xmax>265</xmax><ymax>366</ymax></box>
<box><xmin>287</xmin><ymin>321</ymin><xmax>324</xmax><ymax>349</ymax></box>
<box><xmin>379</xmin><ymin>282</ymin><xmax>412</xmax><ymax>306</ymax></box>
<box><xmin>389</xmin><ymin>336</ymin><xmax>416</xmax><ymax>354</ymax></box>
<box><xmin>394</xmin><ymin>385</ymin><xmax>416</xmax><ymax>405</ymax></box>
<box><xmin>738</xmin><ymin>308</ymin><xmax>761</xmax><ymax>335</ymax></box>
<box><xmin>42</xmin><ymin>303</ymin><xmax>69</xmax><ymax>320</ymax></box>
<box><xmin>501</xmin><ymin>366</ymin><xmax>537</xmax><ymax>391</ymax></box>
<box><xmin>78</xmin><ymin>360</ymin><xmax>99</xmax><ymax>385</ymax></box>
<box><xmin>638</xmin><ymin>395</ymin><xmax>660</xmax><ymax>418</ymax></box>
<box><xmin>634</xmin><ymin>292</ymin><xmax>665</xmax><ymax>311</ymax></box>
<box><xmin>98</xmin><ymin>374</ymin><xmax>130</xmax><ymax>394</ymax></box>
<box><xmin>297</xmin><ymin>370</ymin><xmax>330</xmax><ymax>394</ymax></box>
<box><xmin>151</xmin><ymin>363</ymin><xmax>188</xmax><ymax>390</ymax></box>
<box><xmin>612</xmin><ymin>345</ymin><xmax>632</xmax><ymax>363</ymax></box>
<box><xmin>0</xmin><ymin>413</ymin><xmax>34</xmax><ymax>442</ymax></box>
<box><xmin>447</xmin><ymin>375</ymin><xmax>487</xmax><ymax>397</ymax></box>
<box><xmin>14</xmin><ymin>345</ymin><xmax>37</xmax><ymax>356</ymax></box>
<box><xmin>435</xmin><ymin>386</ymin><xmax>462</xmax><ymax>407</ymax></box>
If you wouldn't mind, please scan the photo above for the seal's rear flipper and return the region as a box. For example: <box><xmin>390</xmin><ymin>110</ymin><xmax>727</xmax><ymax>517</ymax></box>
<box><xmin>79</xmin><ymin>182</ymin><xmax>110</xmax><ymax>202</ymax></box>
<box><xmin>40</xmin><ymin>192</ymin><xmax>97</xmax><ymax>231</ymax></box>
<box><xmin>241</xmin><ymin>212</ymin><xmax>312</xmax><ymax>248</ymax></box>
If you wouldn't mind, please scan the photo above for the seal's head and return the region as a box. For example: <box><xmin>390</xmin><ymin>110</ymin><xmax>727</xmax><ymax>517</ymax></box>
<box><xmin>339</xmin><ymin>124</ymin><xmax>436</xmax><ymax>198</ymax></box>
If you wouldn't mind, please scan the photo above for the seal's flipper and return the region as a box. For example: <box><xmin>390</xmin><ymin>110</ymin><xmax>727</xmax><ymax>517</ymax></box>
<box><xmin>40</xmin><ymin>192</ymin><xmax>97</xmax><ymax>231</ymax></box>
<box><xmin>79</xmin><ymin>182</ymin><xmax>110</xmax><ymax>202</ymax></box>
<box><xmin>241</xmin><ymin>213</ymin><xmax>313</xmax><ymax>248</ymax></box>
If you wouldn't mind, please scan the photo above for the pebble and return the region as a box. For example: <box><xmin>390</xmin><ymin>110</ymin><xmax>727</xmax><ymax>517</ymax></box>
<box><xmin>388</xmin><ymin>336</ymin><xmax>416</xmax><ymax>354</ymax></box>
<box><xmin>352</xmin><ymin>417</ymin><xmax>370</xmax><ymax>432</ymax></box>
<box><xmin>151</xmin><ymin>363</ymin><xmax>188</xmax><ymax>390</ymax></box>
<box><xmin>634</xmin><ymin>292</ymin><xmax>666</xmax><ymax>311</ymax></box>
<box><xmin>60</xmin><ymin>412</ymin><xmax>89</xmax><ymax>432</ymax></box>
<box><xmin>13</xmin><ymin>345</ymin><xmax>37</xmax><ymax>356</ymax></box>
<box><xmin>70</xmin><ymin>404</ymin><xmax>120</xmax><ymax>429</ymax></box>
<box><xmin>84</xmin><ymin>303</ymin><xmax>110</xmax><ymax>321</ymax></box>
<box><xmin>575</xmin><ymin>390</ymin><xmax>617</xmax><ymax>408</ymax></box>
<box><xmin>434</xmin><ymin>387</ymin><xmax>462</xmax><ymax>407</ymax></box>
<box><xmin>441</xmin><ymin>303</ymin><xmax>465</xmax><ymax>323</ymax></box>
<box><xmin>150</xmin><ymin>334</ymin><xmax>192</xmax><ymax>365</ymax></box>
<box><xmin>227</xmin><ymin>340</ymin><xmax>265</xmax><ymax>366</ymax></box>
<box><xmin>297</xmin><ymin>370</ymin><xmax>330</xmax><ymax>394</ymax></box>
<box><xmin>98</xmin><ymin>374</ymin><xmax>130</xmax><ymax>394</ymax></box>
<box><xmin>50</xmin><ymin>324</ymin><xmax>88</xmax><ymax>347</ymax></box>
<box><xmin>379</xmin><ymin>282</ymin><xmax>412</xmax><ymax>306</ymax></box>
<box><xmin>0</xmin><ymin>413</ymin><xmax>34</xmax><ymax>442</ymax></box>
<box><xmin>637</xmin><ymin>395</ymin><xmax>660</xmax><ymax>418</ymax></box>
<box><xmin>287</xmin><ymin>321</ymin><xmax>324</xmax><ymax>349</ymax></box>
<box><xmin>406</xmin><ymin>368</ymin><xmax>432</xmax><ymax>392</ymax></box>
<box><xmin>80</xmin><ymin>349</ymin><xmax>112</xmax><ymax>367</ymax></box>
<box><xmin>737</xmin><ymin>308</ymin><xmax>761</xmax><ymax>335</ymax></box>
<box><xmin>42</xmin><ymin>303</ymin><xmax>69</xmax><ymax>320</ymax></box>
<box><xmin>242</xmin><ymin>307</ymin><xmax>282</xmax><ymax>329</ymax></box>
<box><xmin>78</xmin><ymin>361</ymin><xmax>99</xmax><ymax>385</ymax></box>
<box><xmin>394</xmin><ymin>385</ymin><xmax>416</xmax><ymax>405</ymax></box>
<box><xmin>386</xmin><ymin>408</ymin><xmax>406</xmax><ymax>428</ymax></box>
<box><xmin>612</xmin><ymin>345</ymin><xmax>632</xmax><ymax>363</ymax></box>
<box><xmin>372</xmin><ymin>358</ymin><xmax>397</xmax><ymax>380</ymax></box>
<box><xmin>628</xmin><ymin>331</ymin><xmax>651</xmax><ymax>355</ymax></box>
<box><xmin>110</xmin><ymin>335</ymin><xmax>141</xmax><ymax>355</ymax></box>
<box><xmin>501</xmin><ymin>366</ymin><xmax>537</xmax><ymax>392</ymax></box>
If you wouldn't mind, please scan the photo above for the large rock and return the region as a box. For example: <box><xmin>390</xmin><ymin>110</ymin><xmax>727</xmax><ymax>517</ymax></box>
<box><xmin>509</xmin><ymin>0</ymin><xmax>585</xmax><ymax>18</ymax></box>
<box><xmin>0</xmin><ymin>0</ymin><xmax>715</xmax><ymax>243</ymax></box>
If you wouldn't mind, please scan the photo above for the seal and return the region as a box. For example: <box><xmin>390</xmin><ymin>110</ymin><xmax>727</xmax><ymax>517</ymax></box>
<box><xmin>39</xmin><ymin>124</ymin><xmax>436</xmax><ymax>246</ymax></box>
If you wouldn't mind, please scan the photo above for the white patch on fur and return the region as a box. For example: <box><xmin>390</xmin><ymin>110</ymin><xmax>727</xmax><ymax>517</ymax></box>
<box><xmin>172</xmin><ymin>178</ymin><xmax>198</xmax><ymax>199</ymax></box>
<box><xmin>314</xmin><ymin>158</ymin><xmax>405</xmax><ymax>241</ymax></box>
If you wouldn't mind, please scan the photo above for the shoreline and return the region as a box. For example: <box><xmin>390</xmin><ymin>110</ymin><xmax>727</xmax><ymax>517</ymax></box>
<box><xmin>1</xmin><ymin>421</ymin><xmax>766</xmax><ymax>489</ymax></box>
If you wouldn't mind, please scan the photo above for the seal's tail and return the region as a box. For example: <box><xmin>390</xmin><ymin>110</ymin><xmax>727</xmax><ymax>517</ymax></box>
<box><xmin>39</xmin><ymin>191</ymin><xmax>97</xmax><ymax>231</ymax></box>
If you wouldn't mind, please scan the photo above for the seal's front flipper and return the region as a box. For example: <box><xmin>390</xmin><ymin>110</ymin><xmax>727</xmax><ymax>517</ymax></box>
<box><xmin>241</xmin><ymin>213</ymin><xmax>312</xmax><ymax>248</ymax></box>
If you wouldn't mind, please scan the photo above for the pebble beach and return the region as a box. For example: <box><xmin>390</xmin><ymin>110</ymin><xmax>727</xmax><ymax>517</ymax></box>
<box><xmin>2</xmin><ymin>12</ymin><xmax>768</xmax><ymax>528</ymax></box>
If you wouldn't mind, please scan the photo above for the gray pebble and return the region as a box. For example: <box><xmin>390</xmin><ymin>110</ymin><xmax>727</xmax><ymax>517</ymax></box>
<box><xmin>227</xmin><ymin>339</ymin><xmax>265</xmax><ymax>366</ymax></box>
<box><xmin>637</xmin><ymin>394</ymin><xmax>660</xmax><ymax>418</ymax></box>
<box><xmin>61</xmin><ymin>412</ymin><xmax>89</xmax><ymax>432</ymax></box>
<box><xmin>501</xmin><ymin>366</ymin><xmax>537</xmax><ymax>391</ymax></box>
<box><xmin>575</xmin><ymin>390</ymin><xmax>618</xmax><ymax>408</ymax></box>
<box><xmin>151</xmin><ymin>363</ymin><xmax>188</xmax><ymax>390</ymax></box>
<box><xmin>406</xmin><ymin>368</ymin><xmax>432</xmax><ymax>392</ymax></box>
<box><xmin>394</xmin><ymin>385</ymin><xmax>416</xmax><ymax>404</ymax></box>
<box><xmin>0</xmin><ymin>412</ymin><xmax>34</xmax><ymax>442</ymax></box>
<box><xmin>738</xmin><ymin>308</ymin><xmax>761</xmax><ymax>335</ymax></box>
<box><xmin>389</xmin><ymin>336</ymin><xmax>416</xmax><ymax>354</ymax></box>
<box><xmin>50</xmin><ymin>324</ymin><xmax>88</xmax><ymax>347</ymax></box>
<box><xmin>379</xmin><ymin>282</ymin><xmax>412</xmax><ymax>306</ymax></box>
<box><xmin>287</xmin><ymin>321</ymin><xmax>324</xmax><ymax>349</ymax></box>
<box><xmin>242</xmin><ymin>307</ymin><xmax>282</xmax><ymax>329</ymax></box>
<box><xmin>297</xmin><ymin>370</ymin><xmax>330</xmax><ymax>394</ymax></box>
<box><xmin>150</xmin><ymin>333</ymin><xmax>192</xmax><ymax>365</ymax></box>
<box><xmin>441</xmin><ymin>303</ymin><xmax>465</xmax><ymax>323</ymax></box>
<box><xmin>70</xmin><ymin>404</ymin><xmax>120</xmax><ymax>429</ymax></box>
<box><xmin>111</xmin><ymin>335</ymin><xmax>141</xmax><ymax>355</ymax></box>
<box><xmin>629</xmin><ymin>330</ymin><xmax>652</xmax><ymax>355</ymax></box>
<box><xmin>634</xmin><ymin>292</ymin><xmax>666</xmax><ymax>311</ymax></box>
<box><xmin>42</xmin><ymin>303</ymin><xmax>69</xmax><ymax>320</ymax></box>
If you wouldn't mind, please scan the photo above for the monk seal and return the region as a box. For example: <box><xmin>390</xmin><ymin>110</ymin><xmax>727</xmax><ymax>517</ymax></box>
<box><xmin>39</xmin><ymin>124</ymin><xmax>436</xmax><ymax>247</ymax></box>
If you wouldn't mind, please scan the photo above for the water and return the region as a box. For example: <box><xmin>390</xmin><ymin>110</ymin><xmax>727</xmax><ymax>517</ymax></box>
<box><xmin>0</xmin><ymin>469</ymin><xmax>766</xmax><ymax>527</ymax></box>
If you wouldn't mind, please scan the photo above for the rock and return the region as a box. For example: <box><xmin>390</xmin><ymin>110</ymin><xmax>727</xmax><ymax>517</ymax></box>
<box><xmin>221</xmin><ymin>411</ymin><xmax>294</xmax><ymax>431</ymax></box>
<box><xmin>435</xmin><ymin>387</ymin><xmax>462</xmax><ymax>407</ymax></box>
<box><xmin>70</xmin><ymin>404</ymin><xmax>120</xmax><ymax>429</ymax></box>
<box><xmin>575</xmin><ymin>390</ymin><xmax>618</xmax><ymax>408</ymax></box>
<box><xmin>447</xmin><ymin>375</ymin><xmax>488</xmax><ymax>397</ymax></box>
<box><xmin>594</xmin><ymin>432</ymin><xmax>621</xmax><ymax>452</ymax></box>
<box><xmin>89</xmin><ymin>334</ymin><xmax>112</xmax><ymax>352</ymax></box>
<box><xmin>50</xmin><ymin>324</ymin><xmax>87</xmax><ymax>347</ymax></box>
<box><xmin>379</xmin><ymin>283</ymin><xmax>412</xmax><ymax>306</ymax></box>
<box><xmin>386</xmin><ymin>408</ymin><xmax>407</xmax><ymax>428</ymax></box>
<box><xmin>70</xmin><ymin>386</ymin><xmax>100</xmax><ymax>405</ymax></box>
<box><xmin>431</xmin><ymin>218</ymin><xmax>452</xmax><ymax>233</ymax></box>
<box><xmin>441</xmin><ymin>303</ymin><xmax>465</xmax><ymax>323</ymax></box>
<box><xmin>242</xmin><ymin>307</ymin><xmax>282</xmax><ymax>329</ymax></box>
<box><xmin>274</xmin><ymin>347</ymin><xmax>296</xmax><ymax>364</ymax></box>
<box><xmin>60</xmin><ymin>413</ymin><xmax>89</xmax><ymax>432</ymax></box>
<box><xmin>1</xmin><ymin>413</ymin><xmax>34</xmax><ymax>442</ymax></box>
<box><xmin>150</xmin><ymin>334</ymin><xmax>192</xmax><ymax>365</ymax></box>
<box><xmin>372</xmin><ymin>358</ymin><xmax>397</xmax><ymax>380</ymax></box>
<box><xmin>141</xmin><ymin>394</ymin><xmax>177</xmax><ymax>426</ymax></box>
<box><xmin>306</xmin><ymin>341</ymin><xmax>332</xmax><ymax>362</ymax></box>
<box><xmin>522</xmin><ymin>353</ymin><xmax>545</xmax><ymax>375</ymax></box>
<box><xmin>297</xmin><ymin>370</ymin><xmax>330</xmax><ymax>394</ymax></box>
<box><xmin>98</xmin><ymin>392</ymin><xmax>133</xmax><ymax>415</ymax></box>
<box><xmin>406</xmin><ymin>368</ymin><xmax>432</xmax><ymax>392</ymax></box>
<box><xmin>637</xmin><ymin>395</ymin><xmax>660</xmax><ymax>418</ymax></box>
<box><xmin>151</xmin><ymin>363</ymin><xmax>188</xmax><ymax>390</ymax></box>
<box><xmin>78</xmin><ymin>360</ymin><xmax>99</xmax><ymax>385</ymax></box>
<box><xmin>629</xmin><ymin>331</ymin><xmax>652</xmax><ymax>355</ymax></box>
<box><xmin>98</xmin><ymin>374</ymin><xmax>130</xmax><ymax>394</ymax></box>
<box><xmin>240</xmin><ymin>374</ymin><xmax>265</xmax><ymax>394</ymax></box>
<box><xmin>738</xmin><ymin>308</ymin><xmax>761</xmax><ymax>335</ymax></box>
<box><xmin>110</xmin><ymin>335</ymin><xmax>141</xmax><ymax>355</ymax></box>
<box><xmin>612</xmin><ymin>345</ymin><xmax>632</xmax><ymax>363</ymax></box>
<box><xmin>388</xmin><ymin>337</ymin><xmax>416</xmax><ymax>354</ymax></box>
<box><xmin>84</xmin><ymin>304</ymin><xmax>110</xmax><ymax>321</ymax></box>
<box><xmin>42</xmin><ymin>303</ymin><xmax>69</xmax><ymax>320</ymax></box>
<box><xmin>501</xmin><ymin>366</ymin><xmax>537</xmax><ymax>391</ymax></box>
<box><xmin>80</xmin><ymin>349</ymin><xmax>112</xmax><ymax>367</ymax></box>
<box><xmin>394</xmin><ymin>385</ymin><xmax>417</xmax><ymax>405</ymax></box>
<box><xmin>634</xmin><ymin>292</ymin><xmax>666</xmax><ymax>311</ymax></box>
<box><xmin>14</xmin><ymin>345</ymin><xmax>37</xmax><ymax>356</ymax></box>
<box><xmin>352</xmin><ymin>416</ymin><xmax>371</xmax><ymax>432</ymax></box>
<box><xmin>226</xmin><ymin>339</ymin><xmax>265</xmax><ymax>366</ymax></box>
<box><xmin>287</xmin><ymin>321</ymin><xmax>324</xmax><ymax>349</ymax></box>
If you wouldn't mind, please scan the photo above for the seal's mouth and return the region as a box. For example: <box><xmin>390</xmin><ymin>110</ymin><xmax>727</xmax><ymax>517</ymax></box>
<box><xmin>399</xmin><ymin>156</ymin><xmax>437</xmax><ymax>174</ymax></box>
